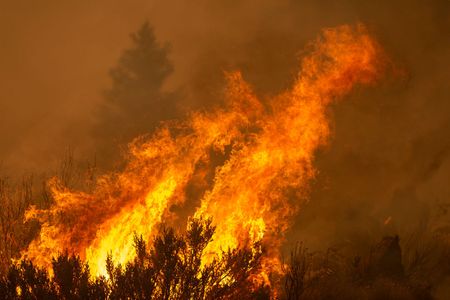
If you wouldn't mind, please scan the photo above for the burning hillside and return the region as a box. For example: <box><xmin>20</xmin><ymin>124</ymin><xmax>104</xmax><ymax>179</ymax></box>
<box><xmin>22</xmin><ymin>24</ymin><xmax>386</xmax><ymax>285</ymax></box>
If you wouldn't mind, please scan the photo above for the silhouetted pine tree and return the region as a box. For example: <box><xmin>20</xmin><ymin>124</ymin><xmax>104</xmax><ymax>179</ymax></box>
<box><xmin>93</xmin><ymin>21</ymin><xmax>180</xmax><ymax>168</ymax></box>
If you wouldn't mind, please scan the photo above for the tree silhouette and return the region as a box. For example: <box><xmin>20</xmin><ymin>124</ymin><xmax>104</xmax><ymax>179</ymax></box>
<box><xmin>93</xmin><ymin>21</ymin><xmax>180</xmax><ymax>168</ymax></box>
<box><xmin>0</xmin><ymin>217</ymin><xmax>266</xmax><ymax>299</ymax></box>
<box><xmin>107</xmin><ymin>218</ymin><xmax>266</xmax><ymax>299</ymax></box>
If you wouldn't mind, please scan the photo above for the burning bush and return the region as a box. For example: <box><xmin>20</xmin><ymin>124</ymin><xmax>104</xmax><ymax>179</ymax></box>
<box><xmin>0</xmin><ymin>217</ymin><xmax>267</xmax><ymax>300</ymax></box>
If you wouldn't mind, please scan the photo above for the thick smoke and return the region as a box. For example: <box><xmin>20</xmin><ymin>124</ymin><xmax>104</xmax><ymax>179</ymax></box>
<box><xmin>1</xmin><ymin>0</ymin><xmax>449</xmax><ymax>266</ymax></box>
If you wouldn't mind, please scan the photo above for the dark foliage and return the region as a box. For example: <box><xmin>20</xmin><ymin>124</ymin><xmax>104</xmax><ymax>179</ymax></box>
<box><xmin>0</xmin><ymin>218</ymin><xmax>265</xmax><ymax>300</ymax></box>
<box><xmin>1</xmin><ymin>220</ymin><xmax>449</xmax><ymax>299</ymax></box>
<box><xmin>1</xmin><ymin>206</ymin><xmax>449</xmax><ymax>299</ymax></box>
<box><xmin>280</xmin><ymin>236</ymin><xmax>440</xmax><ymax>300</ymax></box>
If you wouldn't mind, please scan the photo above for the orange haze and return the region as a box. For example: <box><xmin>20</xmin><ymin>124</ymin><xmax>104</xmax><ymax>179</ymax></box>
<box><xmin>23</xmin><ymin>24</ymin><xmax>386</xmax><ymax>281</ymax></box>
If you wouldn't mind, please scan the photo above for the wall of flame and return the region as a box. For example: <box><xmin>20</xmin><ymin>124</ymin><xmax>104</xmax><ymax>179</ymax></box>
<box><xmin>23</xmin><ymin>24</ymin><xmax>387</xmax><ymax>280</ymax></box>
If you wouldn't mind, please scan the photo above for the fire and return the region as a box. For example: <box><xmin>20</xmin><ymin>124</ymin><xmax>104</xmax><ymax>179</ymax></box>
<box><xmin>23</xmin><ymin>24</ymin><xmax>386</xmax><ymax>281</ymax></box>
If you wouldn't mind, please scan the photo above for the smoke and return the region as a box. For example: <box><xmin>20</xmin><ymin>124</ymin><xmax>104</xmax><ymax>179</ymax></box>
<box><xmin>1</xmin><ymin>0</ymin><xmax>449</xmax><ymax>259</ymax></box>
<box><xmin>23</xmin><ymin>24</ymin><xmax>387</xmax><ymax>278</ymax></box>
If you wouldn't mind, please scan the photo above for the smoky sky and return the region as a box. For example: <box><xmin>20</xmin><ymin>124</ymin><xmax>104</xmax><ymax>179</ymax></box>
<box><xmin>1</xmin><ymin>0</ymin><xmax>449</xmax><ymax>252</ymax></box>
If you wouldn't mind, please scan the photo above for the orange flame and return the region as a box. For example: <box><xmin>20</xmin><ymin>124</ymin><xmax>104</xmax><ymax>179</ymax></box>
<box><xmin>23</xmin><ymin>24</ymin><xmax>386</xmax><ymax>280</ymax></box>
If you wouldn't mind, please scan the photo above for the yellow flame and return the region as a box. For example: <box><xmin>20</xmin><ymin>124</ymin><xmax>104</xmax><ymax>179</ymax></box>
<box><xmin>23</xmin><ymin>24</ymin><xmax>387</xmax><ymax>283</ymax></box>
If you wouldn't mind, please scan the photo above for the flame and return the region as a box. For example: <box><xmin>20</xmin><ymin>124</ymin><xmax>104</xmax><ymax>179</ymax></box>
<box><xmin>23</xmin><ymin>24</ymin><xmax>386</xmax><ymax>280</ymax></box>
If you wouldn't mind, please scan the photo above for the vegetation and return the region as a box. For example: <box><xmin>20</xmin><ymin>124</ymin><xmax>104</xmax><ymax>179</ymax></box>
<box><xmin>0</xmin><ymin>218</ymin><xmax>267</xmax><ymax>300</ymax></box>
<box><xmin>1</xmin><ymin>21</ymin><xmax>449</xmax><ymax>299</ymax></box>
<box><xmin>1</xmin><ymin>201</ymin><xmax>450</xmax><ymax>299</ymax></box>
<box><xmin>0</xmin><ymin>176</ymin><xmax>47</xmax><ymax>276</ymax></box>
<box><xmin>1</xmin><ymin>152</ymin><xmax>450</xmax><ymax>299</ymax></box>
<box><xmin>93</xmin><ymin>21</ymin><xmax>180</xmax><ymax>168</ymax></box>
<box><xmin>281</xmin><ymin>237</ymin><xmax>447</xmax><ymax>300</ymax></box>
